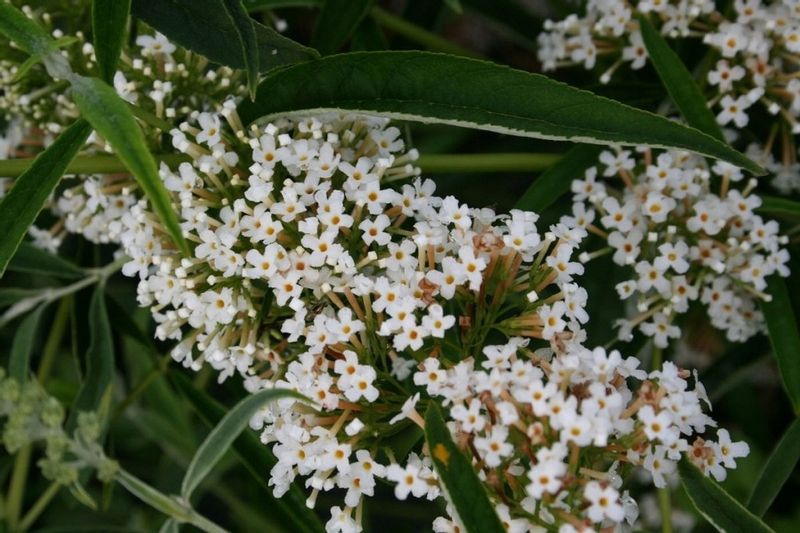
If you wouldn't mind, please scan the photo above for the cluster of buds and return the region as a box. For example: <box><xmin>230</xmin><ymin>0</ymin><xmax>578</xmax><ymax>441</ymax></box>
<box><xmin>563</xmin><ymin>146</ymin><xmax>790</xmax><ymax>344</ymax></box>
<box><xmin>537</xmin><ymin>0</ymin><xmax>800</xmax><ymax>191</ymax></box>
<box><xmin>0</xmin><ymin>369</ymin><xmax>119</xmax><ymax>487</ymax></box>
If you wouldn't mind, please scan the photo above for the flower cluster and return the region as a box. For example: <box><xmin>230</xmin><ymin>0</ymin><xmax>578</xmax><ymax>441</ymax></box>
<box><xmin>108</xmin><ymin>110</ymin><xmax>749</xmax><ymax>531</ymax></box>
<box><xmin>537</xmin><ymin>0</ymin><xmax>800</xmax><ymax>191</ymax></box>
<box><xmin>424</xmin><ymin>344</ymin><xmax>747</xmax><ymax>532</ymax></box>
<box><xmin>563</xmin><ymin>146</ymin><xmax>790</xmax><ymax>344</ymax></box>
<box><xmin>0</xmin><ymin>9</ymin><xmax>241</xmax><ymax>251</ymax></box>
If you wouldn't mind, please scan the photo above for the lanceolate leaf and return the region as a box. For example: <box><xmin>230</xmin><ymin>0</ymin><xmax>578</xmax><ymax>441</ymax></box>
<box><xmin>130</xmin><ymin>0</ymin><xmax>318</xmax><ymax>73</ymax></box>
<box><xmin>116</xmin><ymin>469</ymin><xmax>227</xmax><ymax>532</ymax></box>
<box><xmin>757</xmin><ymin>195</ymin><xmax>800</xmax><ymax>220</ymax></box>
<box><xmin>311</xmin><ymin>0</ymin><xmax>374</xmax><ymax>55</ymax></box>
<box><xmin>638</xmin><ymin>15</ymin><xmax>724</xmax><ymax>141</ymax></box>
<box><xmin>514</xmin><ymin>144</ymin><xmax>602</xmax><ymax>212</ymax></box>
<box><xmin>0</xmin><ymin>3</ymin><xmax>72</xmax><ymax>78</ymax></box>
<box><xmin>172</xmin><ymin>373</ymin><xmax>323</xmax><ymax>533</ymax></box>
<box><xmin>180</xmin><ymin>387</ymin><xmax>308</xmax><ymax>500</ymax></box>
<box><xmin>678</xmin><ymin>457</ymin><xmax>774</xmax><ymax>533</ymax></box>
<box><xmin>238</xmin><ymin>51</ymin><xmax>763</xmax><ymax>174</ymax></box>
<box><xmin>0</xmin><ymin>119</ymin><xmax>92</xmax><ymax>277</ymax></box>
<box><xmin>760</xmin><ymin>276</ymin><xmax>800</xmax><ymax>414</ymax></box>
<box><xmin>70</xmin><ymin>76</ymin><xmax>190</xmax><ymax>257</ymax></box>
<box><xmin>747</xmin><ymin>419</ymin><xmax>800</xmax><ymax>517</ymax></box>
<box><xmin>424</xmin><ymin>403</ymin><xmax>505</xmax><ymax>533</ymax></box>
<box><xmin>68</xmin><ymin>285</ymin><xmax>115</xmax><ymax>430</ymax></box>
<box><xmin>222</xmin><ymin>0</ymin><xmax>260</xmax><ymax>98</ymax></box>
<box><xmin>9</xmin><ymin>305</ymin><xmax>46</xmax><ymax>382</ymax></box>
<box><xmin>7</xmin><ymin>243</ymin><xmax>84</xmax><ymax>280</ymax></box>
<box><xmin>92</xmin><ymin>0</ymin><xmax>132</xmax><ymax>83</ymax></box>
<box><xmin>0</xmin><ymin>3</ymin><xmax>56</xmax><ymax>57</ymax></box>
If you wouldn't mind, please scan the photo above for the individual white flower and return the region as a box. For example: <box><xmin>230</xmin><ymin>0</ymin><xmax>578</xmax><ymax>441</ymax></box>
<box><xmin>584</xmin><ymin>482</ymin><xmax>625</xmax><ymax>523</ymax></box>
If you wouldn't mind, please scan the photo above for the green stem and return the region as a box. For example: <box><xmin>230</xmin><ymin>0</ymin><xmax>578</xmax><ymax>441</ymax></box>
<box><xmin>658</xmin><ymin>487</ymin><xmax>673</xmax><ymax>533</ymax></box>
<box><xmin>36</xmin><ymin>297</ymin><xmax>71</xmax><ymax>383</ymax></box>
<box><xmin>115</xmin><ymin>469</ymin><xmax>228</xmax><ymax>533</ymax></box>
<box><xmin>5</xmin><ymin>445</ymin><xmax>32</xmax><ymax>531</ymax></box>
<box><xmin>0</xmin><ymin>154</ymin><xmax>190</xmax><ymax>178</ymax></box>
<box><xmin>126</xmin><ymin>102</ymin><xmax>174</xmax><ymax>132</ymax></box>
<box><xmin>652</xmin><ymin>345</ymin><xmax>663</xmax><ymax>371</ymax></box>
<box><xmin>1</xmin><ymin>152</ymin><xmax>560</xmax><ymax>180</ymax></box>
<box><xmin>415</xmin><ymin>153</ymin><xmax>562</xmax><ymax>174</ymax></box>
<box><xmin>18</xmin><ymin>482</ymin><xmax>61</xmax><ymax>531</ymax></box>
<box><xmin>0</xmin><ymin>257</ymin><xmax>126</xmax><ymax>328</ymax></box>
<box><xmin>369</xmin><ymin>6</ymin><xmax>482</xmax><ymax>58</ymax></box>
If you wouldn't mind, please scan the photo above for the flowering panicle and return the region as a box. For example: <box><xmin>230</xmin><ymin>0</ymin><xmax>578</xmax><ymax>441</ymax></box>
<box><xmin>107</xmin><ymin>109</ymin><xmax>750</xmax><ymax>531</ymax></box>
<box><xmin>0</xmin><ymin>11</ymin><xmax>241</xmax><ymax>251</ymax></box>
<box><xmin>425</xmin><ymin>344</ymin><xmax>745</xmax><ymax>532</ymax></box>
<box><xmin>563</xmin><ymin>146</ymin><xmax>790</xmax><ymax>344</ymax></box>
<box><xmin>537</xmin><ymin>0</ymin><xmax>800</xmax><ymax>191</ymax></box>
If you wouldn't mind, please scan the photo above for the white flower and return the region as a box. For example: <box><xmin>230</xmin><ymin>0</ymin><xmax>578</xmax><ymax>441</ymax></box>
<box><xmin>654</xmin><ymin>241</ymin><xmax>690</xmax><ymax>274</ymax></box>
<box><xmin>342</xmin><ymin>365</ymin><xmax>379</xmax><ymax>403</ymax></box>
<box><xmin>413</xmin><ymin>358</ymin><xmax>447</xmax><ymax>395</ymax></box>
<box><xmin>422</xmin><ymin>304</ymin><xmax>455</xmax><ymax>338</ymax></box>
<box><xmin>386</xmin><ymin>462</ymin><xmax>428</xmax><ymax>500</ymax></box>
<box><xmin>359</xmin><ymin>215</ymin><xmax>392</xmax><ymax>246</ymax></box>
<box><xmin>638</xmin><ymin>405</ymin><xmax>678</xmax><ymax>445</ymax></box>
<box><xmin>714</xmin><ymin>429</ymin><xmax>749</xmax><ymax>469</ymax></box>
<box><xmin>474</xmin><ymin>426</ymin><xmax>513</xmax><ymax>467</ymax></box>
<box><xmin>135</xmin><ymin>32</ymin><xmax>176</xmax><ymax>56</ymax></box>
<box><xmin>584</xmin><ymin>482</ymin><xmax>625</xmax><ymax>523</ymax></box>
<box><xmin>526</xmin><ymin>458</ymin><xmax>566</xmax><ymax>499</ymax></box>
<box><xmin>716</xmin><ymin>95</ymin><xmax>752</xmax><ymax>128</ymax></box>
<box><xmin>196</xmin><ymin>112</ymin><xmax>222</xmax><ymax>146</ymax></box>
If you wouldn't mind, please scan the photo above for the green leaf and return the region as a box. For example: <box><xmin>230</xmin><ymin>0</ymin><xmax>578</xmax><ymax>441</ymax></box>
<box><xmin>443</xmin><ymin>0</ymin><xmax>463</xmax><ymax>13</ymax></box>
<box><xmin>0</xmin><ymin>3</ymin><xmax>56</xmax><ymax>57</ymax></box>
<box><xmin>130</xmin><ymin>0</ymin><xmax>318</xmax><ymax>73</ymax></box>
<box><xmin>9</xmin><ymin>305</ymin><xmax>46</xmax><ymax>382</ymax></box>
<box><xmin>222</xmin><ymin>0</ymin><xmax>260</xmax><ymax>99</ymax></box>
<box><xmin>237</xmin><ymin>51</ymin><xmax>763</xmax><ymax>174</ymax></box>
<box><xmin>761</xmin><ymin>276</ymin><xmax>800</xmax><ymax>415</ymax></box>
<box><xmin>92</xmin><ymin>0</ymin><xmax>131</xmax><ymax>83</ymax></box>
<box><xmin>424</xmin><ymin>403</ymin><xmax>504</xmax><ymax>533</ymax></box>
<box><xmin>171</xmin><ymin>373</ymin><xmax>323</xmax><ymax>533</ymax></box>
<box><xmin>7</xmin><ymin>243</ymin><xmax>85</xmax><ymax>280</ymax></box>
<box><xmin>70</xmin><ymin>76</ymin><xmax>190</xmax><ymax>257</ymax></box>
<box><xmin>68</xmin><ymin>286</ymin><xmax>114</xmax><ymax>429</ymax></box>
<box><xmin>514</xmin><ymin>144</ymin><xmax>602</xmax><ymax>212</ymax></box>
<box><xmin>115</xmin><ymin>469</ymin><xmax>226</xmax><ymax>532</ymax></box>
<box><xmin>311</xmin><ymin>0</ymin><xmax>373</xmax><ymax>55</ymax></box>
<box><xmin>350</xmin><ymin>17</ymin><xmax>388</xmax><ymax>51</ymax></box>
<box><xmin>747</xmin><ymin>419</ymin><xmax>800</xmax><ymax>517</ymax></box>
<box><xmin>678</xmin><ymin>457</ymin><xmax>774</xmax><ymax>533</ymax></box>
<box><xmin>637</xmin><ymin>15</ymin><xmax>724</xmax><ymax>141</ymax></box>
<box><xmin>757</xmin><ymin>195</ymin><xmax>800</xmax><ymax>220</ymax></box>
<box><xmin>0</xmin><ymin>3</ymin><xmax>72</xmax><ymax>78</ymax></box>
<box><xmin>115</xmin><ymin>469</ymin><xmax>193</xmax><ymax>523</ymax></box>
<box><xmin>0</xmin><ymin>288</ymin><xmax>43</xmax><ymax>308</ymax></box>
<box><xmin>180</xmin><ymin>387</ymin><xmax>308</xmax><ymax>500</ymax></box>
<box><xmin>0</xmin><ymin>120</ymin><xmax>92</xmax><ymax>277</ymax></box>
